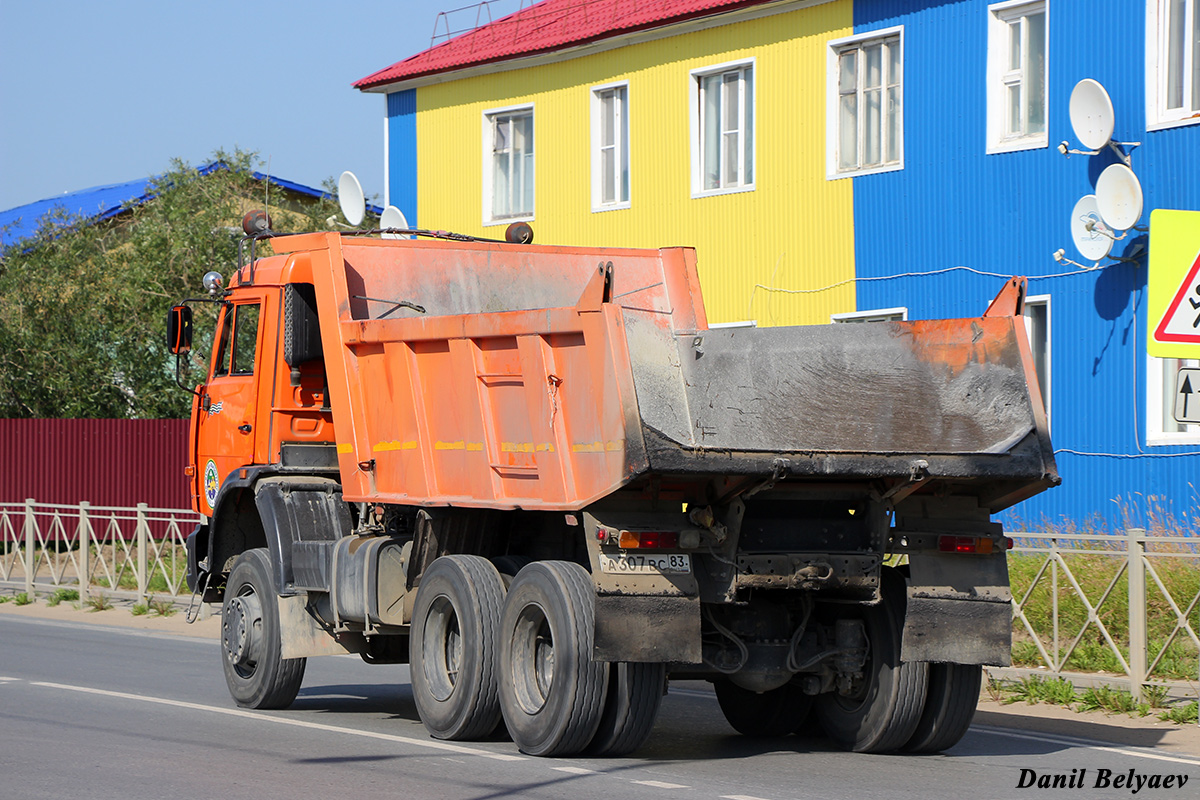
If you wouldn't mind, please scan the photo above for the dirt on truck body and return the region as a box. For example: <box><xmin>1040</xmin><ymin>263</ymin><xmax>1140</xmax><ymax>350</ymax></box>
<box><xmin>168</xmin><ymin>221</ymin><xmax>1057</xmax><ymax>757</ymax></box>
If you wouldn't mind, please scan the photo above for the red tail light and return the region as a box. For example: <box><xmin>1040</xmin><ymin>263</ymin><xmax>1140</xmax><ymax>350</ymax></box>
<box><xmin>938</xmin><ymin>535</ymin><xmax>996</xmax><ymax>554</ymax></box>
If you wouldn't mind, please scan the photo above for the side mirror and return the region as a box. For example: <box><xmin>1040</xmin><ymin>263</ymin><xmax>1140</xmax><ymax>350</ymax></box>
<box><xmin>168</xmin><ymin>304</ymin><xmax>194</xmax><ymax>354</ymax></box>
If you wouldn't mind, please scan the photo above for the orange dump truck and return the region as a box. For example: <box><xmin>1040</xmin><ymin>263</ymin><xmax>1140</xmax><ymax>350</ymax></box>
<box><xmin>169</xmin><ymin>224</ymin><xmax>1057</xmax><ymax>757</ymax></box>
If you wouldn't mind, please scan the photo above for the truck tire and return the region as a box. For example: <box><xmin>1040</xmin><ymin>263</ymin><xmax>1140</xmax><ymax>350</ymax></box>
<box><xmin>714</xmin><ymin>679</ymin><xmax>814</xmax><ymax>738</ymax></box>
<box><xmin>902</xmin><ymin>663</ymin><xmax>982</xmax><ymax>753</ymax></box>
<box><xmin>814</xmin><ymin>572</ymin><xmax>928</xmax><ymax>753</ymax></box>
<box><xmin>498</xmin><ymin>561</ymin><xmax>609</xmax><ymax>756</ymax></box>
<box><xmin>410</xmin><ymin>555</ymin><xmax>506</xmax><ymax>740</ymax></box>
<box><xmin>221</xmin><ymin>548</ymin><xmax>306</xmax><ymax>709</ymax></box>
<box><xmin>586</xmin><ymin>661</ymin><xmax>666</xmax><ymax>756</ymax></box>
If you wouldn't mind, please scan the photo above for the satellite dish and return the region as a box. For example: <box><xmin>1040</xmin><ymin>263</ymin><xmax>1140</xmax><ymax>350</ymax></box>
<box><xmin>380</xmin><ymin>205</ymin><xmax>408</xmax><ymax>239</ymax></box>
<box><xmin>1095</xmin><ymin>163</ymin><xmax>1143</xmax><ymax>231</ymax></box>
<box><xmin>1070</xmin><ymin>195</ymin><xmax>1114</xmax><ymax>261</ymax></box>
<box><xmin>337</xmin><ymin>171</ymin><xmax>366</xmax><ymax>227</ymax></box>
<box><xmin>1069</xmin><ymin>79</ymin><xmax>1115</xmax><ymax>151</ymax></box>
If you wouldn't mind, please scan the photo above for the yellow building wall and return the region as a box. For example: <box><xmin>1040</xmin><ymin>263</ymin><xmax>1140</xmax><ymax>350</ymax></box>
<box><xmin>416</xmin><ymin>1</ymin><xmax>855</xmax><ymax>326</ymax></box>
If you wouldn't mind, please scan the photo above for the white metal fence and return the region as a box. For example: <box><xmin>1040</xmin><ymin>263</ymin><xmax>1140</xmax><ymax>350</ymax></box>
<box><xmin>0</xmin><ymin>499</ymin><xmax>197</xmax><ymax>605</ymax></box>
<box><xmin>2</xmin><ymin>501</ymin><xmax>1197</xmax><ymax>696</ymax></box>
<box><xmin>1009</xmin><ymin>528</ymin><xmax>1200</xmax><ymax>699</ymax></box>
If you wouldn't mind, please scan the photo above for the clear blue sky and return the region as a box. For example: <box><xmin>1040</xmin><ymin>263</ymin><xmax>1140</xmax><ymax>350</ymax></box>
<box><xmin>0</xmin><ymin>0</ymin><xmax>523</xmax><ymax>212</ymax></box>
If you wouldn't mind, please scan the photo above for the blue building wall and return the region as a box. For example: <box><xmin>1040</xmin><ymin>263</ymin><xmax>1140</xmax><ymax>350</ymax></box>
<box><xmin>387</xmin><ymin>89</ymin><xmax>419</xmax><ymax>227</ymax></box>
<box><xmin>850</xmin><ymin>0</ymin><xmax>1199</xmax><ymax>530</ymax></box>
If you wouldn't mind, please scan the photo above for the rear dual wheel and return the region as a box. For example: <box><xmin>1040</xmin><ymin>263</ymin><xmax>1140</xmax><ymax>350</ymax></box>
<box><xmin>814</xmin><ymin>570</ymin><xmax>928</xmax><ymax>753</ymax></box>
<box><xmin>497</xmin><ymin>561</ymin><xmax>609</xmax><ymax>756</ymax></box>
<box><xmin>903</xmin><ymin>662</ymin><xmax>982</xmax><ymax>753</ymax></box>
<box><xmin>715</xmin><ymin>680</ymin><xmax>814</xmax><ymax>738</ymax></box>
<box><xmin>410</xmin><ymin>555</ymin><xmax>506</xmax><ymax>740</ymax></box>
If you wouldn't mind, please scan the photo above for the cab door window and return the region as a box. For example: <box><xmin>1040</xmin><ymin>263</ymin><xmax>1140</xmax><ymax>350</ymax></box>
<box><xmin>213</xmin><ymin>303</ymin><xmax>261</xmax><ymax>377</ymax></box>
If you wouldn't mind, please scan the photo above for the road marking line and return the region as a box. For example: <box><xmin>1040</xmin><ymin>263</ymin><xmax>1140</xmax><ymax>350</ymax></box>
<box><xmin>31</xmin><ymin>681</ymin><xmax>526</xmax><ymax>762</ymax></box>
<box><xmin>972</xmin><ymin>724</ymin><xmax>1200</xmax><ymax>766</ymax></box>
<box><xmin>722</xmin><ymin>796</ymin><xmax>775</xmax><ymax>800</ymax></box>
<box><xmin>553</xmin><ymin>767</ymin><xmax>597</xmax><ymax>775</ymax></box>
<box><xmin>633</xmin><ymin>780</ymin><xmax>690</xmax><ymax>789</ymax></box>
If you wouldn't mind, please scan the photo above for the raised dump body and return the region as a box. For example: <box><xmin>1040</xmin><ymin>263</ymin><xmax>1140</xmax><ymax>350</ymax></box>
<box><xmin>173</xmin><ymin>230</ymin><xmax>1057</xmax><ymax>759</ymax></box>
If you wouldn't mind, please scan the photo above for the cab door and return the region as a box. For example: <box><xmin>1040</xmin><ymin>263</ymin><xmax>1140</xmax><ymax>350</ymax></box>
<box><xmin>196</xmin><ymin>296</ymin><xmax>266</xmax><ymax>515</ymax></box>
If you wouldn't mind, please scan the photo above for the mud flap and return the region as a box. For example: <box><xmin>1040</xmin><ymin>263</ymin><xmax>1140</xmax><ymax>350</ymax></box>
<box><xmin>593</xmin><ymin>595</ymin><xmax>702</xmax><ymax>664</ymax></box>
<box><xmin>901</xmin><ymin>551</ymin><xmax>1012</xmax><ymax>666</ymax></box>
<box><xmin>278</xmin><ymin>594</ymin><xmax>366</xmax><ymax>660</ymax></box>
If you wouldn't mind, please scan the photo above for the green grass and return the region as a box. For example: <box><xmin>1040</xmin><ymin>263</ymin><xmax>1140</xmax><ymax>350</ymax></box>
<box><xmin>130</xmin><ymin>602</ymin><xmax>149</xmax><ymax>616</ymax></box>
<box><xmin>150</xmin><ymin>596</ymin><xmax>177</xmax><ymax>617</ymax></box>
<box><xmin>46</xmin><ymin>588</ymin><xmax>79</xmax><ymax>607</ymax></box>
<box><xmin>83</xmin><ymin>592</ymin><xmax>113</xmax><ymax>612</ymax></box>
<box><xmin>1158</xmin><ymin>701</ymin><xmax>1198</xmax><ymax>725</ymax></box>
<box><xmin>988</xmin><ymin>676</ymin><xmax>1191</xmax><ymax>722</ymax></box>
<box><xmin>13</xmin><ymin>592</ymin><xmax>32</xmax><ymax>606</ymax></box>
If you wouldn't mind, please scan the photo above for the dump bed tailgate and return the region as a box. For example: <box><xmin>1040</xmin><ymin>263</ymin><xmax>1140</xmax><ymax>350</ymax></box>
<box><xmin>625</xmin><ymin>307</ymin><xmax>1058</xmax><ymax>510</ymax></box>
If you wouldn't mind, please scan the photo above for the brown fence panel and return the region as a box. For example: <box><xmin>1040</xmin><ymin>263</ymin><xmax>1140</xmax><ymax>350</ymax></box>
<box><xmin>0</xmin><ymin>419</ymin><xmax>189</xmax><ymax>508</ymax></box>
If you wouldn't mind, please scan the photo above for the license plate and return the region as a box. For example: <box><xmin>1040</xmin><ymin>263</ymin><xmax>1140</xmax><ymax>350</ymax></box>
<box><xmin>598</xmin><ymin>552</ymin><xmax>691</xmax><ymax>574</ymax></box>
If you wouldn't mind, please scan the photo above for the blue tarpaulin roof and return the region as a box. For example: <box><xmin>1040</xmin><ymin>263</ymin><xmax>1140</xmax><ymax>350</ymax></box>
<box><xmin>0</xmin><ymin>162</ymin><xmax>380</xmax><ymax>250</ymax></box>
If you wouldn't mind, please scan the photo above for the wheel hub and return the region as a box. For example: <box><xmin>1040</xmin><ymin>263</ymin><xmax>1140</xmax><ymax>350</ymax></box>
<box><xmin>223</xmin><ymin>592</ymin><xmax>263</xmax><ymax>669</ymax></box>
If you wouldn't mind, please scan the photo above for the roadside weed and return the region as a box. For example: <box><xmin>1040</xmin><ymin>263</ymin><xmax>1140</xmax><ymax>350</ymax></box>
<box><xmin>84</xmin><ymin>592</ymin><xmax>113</xmax><ymax>612</ymax></box>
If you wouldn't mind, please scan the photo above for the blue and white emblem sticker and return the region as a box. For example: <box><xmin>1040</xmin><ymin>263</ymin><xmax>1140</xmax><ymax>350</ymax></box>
<box><xmin>204</xmin><ymin>460</ymin><xmax>220</xmax><ymax>509</ymax></box>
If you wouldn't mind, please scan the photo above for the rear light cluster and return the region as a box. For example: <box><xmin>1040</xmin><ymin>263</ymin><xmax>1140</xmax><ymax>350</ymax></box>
<box><xmin>596</xmin><ymin>526</ymin><xmax>679</xmax><ymax>549</ymax></box>
<box><xmin>937</xmin><ymin>535</ymin><xmax>1013</xmax><ymax>554</ymax></box>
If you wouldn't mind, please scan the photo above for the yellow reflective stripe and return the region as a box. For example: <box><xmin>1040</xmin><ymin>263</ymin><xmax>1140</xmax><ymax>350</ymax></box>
<box><xmin>374</xmin><ymin>440</ymin><xmax>418</xmax><ymax>452</ymax></box>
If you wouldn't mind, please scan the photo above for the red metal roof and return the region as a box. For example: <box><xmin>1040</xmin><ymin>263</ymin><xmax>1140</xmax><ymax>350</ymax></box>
<box><xmin>354</xmin><ymin>0</ymin><xmax>783</xmax><ymax>90</ymax></box>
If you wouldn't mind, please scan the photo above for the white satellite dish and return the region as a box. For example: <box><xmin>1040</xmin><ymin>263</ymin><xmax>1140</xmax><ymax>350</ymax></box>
<box><xmin>1095</xmin><ymin>163</ymin><xmax>1143</xmax><ymax>231</ymax></box>
<box><xmin>1069</xmin><ymin>79</ymin><xmax>1115</xmax><ymax>151</ymax></box>
<box><xmin>380</xmin><ymin>205</ymin><xmax>408</xmax><ymax>239</ymax></box>
<box><xmin>1070</xmin><ymin>195</ymin><xmax>1114</xmax><ymax>261</ymax></box>
<box><xmin>337</xmin><ymin>171</ymin><xmax>366</xmax><ymax>227</ymax></box>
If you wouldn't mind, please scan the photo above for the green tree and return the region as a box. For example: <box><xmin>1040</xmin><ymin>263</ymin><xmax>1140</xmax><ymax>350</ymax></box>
<box><xmin>0</xmin><ymin>149</ymin><xmax>359</xmax><ymax>419</ymax></box>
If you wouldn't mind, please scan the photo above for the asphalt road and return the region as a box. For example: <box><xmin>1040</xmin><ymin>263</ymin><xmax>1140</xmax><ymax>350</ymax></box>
<box><xmin>2</xmin><ymin>615</ymin><xmax>1197</xmax><ymax>800</ymax></box>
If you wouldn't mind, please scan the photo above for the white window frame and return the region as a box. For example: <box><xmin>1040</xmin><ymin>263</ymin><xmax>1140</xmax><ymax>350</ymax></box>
<box><xmin>482</xmin><ymin>103</ymin><xmax>535</xmax><ymax>226</ymax></box>
<box><xmin>1147</xmin><ymin>355</ymin><xmax>1200</xmax><ymax>445</ymax></box>
<box><xmin>1146</xmin><ymin>0</ymin><xmax>1200</xmax><ymax>130</ymax></box>
<box><xmin>986</xmin><ymin>1</ymin><xmax>1049</xmax><ymax>153</ymax></box>
<box><xmin>690</xmin><ymin>58</ymin><xmax>756</xmax><ymax>198</ymax></box>
<box><xmin>830</xmin><ymin>306</ymin><xmax>908</xmax><ymax>323</ymax></box>
<box><xmin>591</xmin><ymin>81</ymin><xmax>630</xmax><ymax>212</ymax></box>
<box><xmin>1023</xmin><ymin>294</ymin><xmax>1051</xmax><ymax>426</ymax></box>
<box><xmin>826</xmin><ymin>26</ymin><xmax>904</xmax><ymax>179</ymax></box>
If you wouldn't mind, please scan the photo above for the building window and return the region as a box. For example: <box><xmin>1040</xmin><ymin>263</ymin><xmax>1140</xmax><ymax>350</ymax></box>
<box><xmin>483</xmin><ymin>106</ymin><xmax>534</xmax><ymax>224</ymax></box>
<box><xmin>1148</xmin><ymin>355</ymin><xmax>1200</xmax><ymax>444</ymax></box>
<box><xmin>592</xmin><ymin>83</ymin><xmax>630</xmax><ymax>210</ymax></box>
<box><xmin>827</xmin><ymin>28</ymin><xmax>903</xmax><ymax>178</ymax></box>
<box><xmin>831</xmin><ymin>307</ymin><xmax>908</xmax><ymax>323</ymax></box>
<box><xmin>1147</xmin><ymin>0</ymin><xmax>1200</xmax><ymax>129</ymax></box>
<box><xmin>691</xmin><ymin>60</ymin><xmax>755</xmax><ymax>196</ymax></box>
<box><xmin>1023</xmin><ymin>295</ymin><xmax>1050</xmax><ymax>425</ymax></box>
<box><xmin>987</xmin><ymin>2</ymin><xmax>1047</xmax><ymax>152</ymax></box>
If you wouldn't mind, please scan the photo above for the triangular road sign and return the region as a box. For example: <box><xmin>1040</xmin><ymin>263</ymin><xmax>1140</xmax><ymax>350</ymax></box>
<box><xmin>1153</xmin><ymin>248</ymin><xmax>1200</xmax><ymax>345</ymax></box>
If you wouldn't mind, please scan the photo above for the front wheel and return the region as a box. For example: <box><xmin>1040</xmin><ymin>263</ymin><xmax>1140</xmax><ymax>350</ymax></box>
<box><xmin>221</xmin><ymin>548</ymin><xmax>306</xmax><ymax>709</ymax></box>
